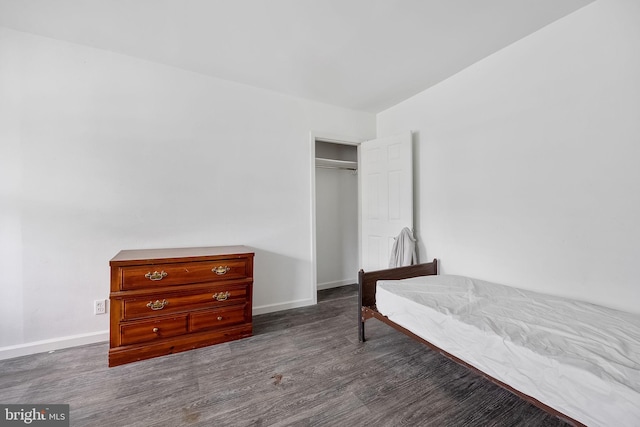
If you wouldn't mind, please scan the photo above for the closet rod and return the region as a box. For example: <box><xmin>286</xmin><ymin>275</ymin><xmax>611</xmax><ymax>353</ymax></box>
<box><xmin>315</xmin><ymin>157</ymin><xmax>357</xmax><ymax>171</ymax></box>
<box><xmin>316</xmin><ymin>164</ymin><xmax>358</xmax><ymax>172</ymax></box>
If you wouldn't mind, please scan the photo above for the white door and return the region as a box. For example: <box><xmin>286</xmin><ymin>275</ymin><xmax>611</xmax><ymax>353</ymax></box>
<box><xmin>359</xmin><ymin>131</ymin><xmax>413</xmax><ymax>271</ymax></box>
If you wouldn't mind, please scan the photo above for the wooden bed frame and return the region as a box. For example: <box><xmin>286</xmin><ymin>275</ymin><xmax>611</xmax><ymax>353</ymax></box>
<box><xmin>358</xmin><ymin>260</ymin><xmax>584</xmax><ymax>427</ymax></box>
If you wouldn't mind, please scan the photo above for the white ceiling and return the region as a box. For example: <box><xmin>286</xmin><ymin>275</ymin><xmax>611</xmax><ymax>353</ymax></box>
<box><xmin>0</xmin><ymin>0</ymin><xmax>595</xmax><ymax>113</ymax></box>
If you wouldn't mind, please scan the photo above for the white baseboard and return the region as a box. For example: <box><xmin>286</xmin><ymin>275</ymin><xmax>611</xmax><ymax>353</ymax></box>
<box><xmin>1</xmin><ymin>301</ymin><xmax>316</xmax><ymax>360</ymax></box>
<box><xmin>316</xmin><ymin>278</ymin><xmax>356</xmax><ymax>290</ymax></box>
<box><xmin>2</xmin><ymin>293</ymin><xmax>347</xmax><ymax>360</ymax></box>
<box><xmin>0</xmin><ymin>330</ymin><xmax>109</xmax><ymax>361</ymax></box>
<box><xmin>252</xmin><ymin>298</ymin><xmax>315</xmax><ymax>316</ymax></box>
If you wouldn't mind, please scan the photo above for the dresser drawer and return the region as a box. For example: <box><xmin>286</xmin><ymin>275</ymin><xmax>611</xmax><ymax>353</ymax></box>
<box><xmin>122</xmin><ymin>284</ymin><xmax>249</xmax><ymax>320</ymax></box>
<box><xmin>189</xmin><ymin>304</ymin><xmax>248</xmax><ymax>333</ymax></box>
<box><xmin>119</xmin><ymin>259</ymin><xmax>250</xmax><ymax>290</ymax></box>
<box><xmin>120</xmin><ymin>315</ymin><xmax>188</xmax><ymax>346</ymax></box>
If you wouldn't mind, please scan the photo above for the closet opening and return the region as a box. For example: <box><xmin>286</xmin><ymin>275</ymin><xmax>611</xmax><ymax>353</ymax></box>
<box><xmin>310</xmin><ymin>133</ymin><xmax>361</xmax><ymax>303</ymax></box>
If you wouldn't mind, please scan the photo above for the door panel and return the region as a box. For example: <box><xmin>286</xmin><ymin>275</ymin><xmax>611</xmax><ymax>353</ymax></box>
<box><xmin>360</xmin><ymin>132</ymin><xmax>413</xmax><ymax>271</ymax></box>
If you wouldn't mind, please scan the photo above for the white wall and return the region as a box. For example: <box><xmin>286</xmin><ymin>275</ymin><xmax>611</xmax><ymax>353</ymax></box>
<box><xmin>315</xmin><ymin>167</ymin><xmax>358</xmax><ymax>288</ymax></box>
<box><xmin>0</xmin><ymin>27</ymin><xmax>375</xmax><ymax>356</ymax></box>
<box><xmin>378</xmin><ymin>0</ymin><xmax>640</xmax><ymax>314</ymax></box>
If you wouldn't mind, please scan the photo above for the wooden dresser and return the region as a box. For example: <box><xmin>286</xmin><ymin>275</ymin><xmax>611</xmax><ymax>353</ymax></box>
<box><xmin>109</xmin><ymin>246</ymin><xmax>254</xmax><ymax>367</ymax></box>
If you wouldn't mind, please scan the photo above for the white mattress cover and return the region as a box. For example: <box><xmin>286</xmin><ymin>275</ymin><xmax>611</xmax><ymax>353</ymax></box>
<box><xmin>376</xmin><ymin>275</ymin><xmax>640</xmax><ymax>426</ymax></box>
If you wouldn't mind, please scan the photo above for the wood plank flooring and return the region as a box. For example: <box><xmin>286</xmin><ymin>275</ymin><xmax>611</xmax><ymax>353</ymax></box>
<box><xmin>0</xmin><ymin>285</ymin><xmax>570</xmax><ymax>426</ymax></box>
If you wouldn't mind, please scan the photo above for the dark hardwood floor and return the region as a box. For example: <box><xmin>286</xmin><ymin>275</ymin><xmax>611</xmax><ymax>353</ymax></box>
<box><xmin>0</xmin><ymin>285</ymin><xmax>569</xmax><ymax>426</ymax></box>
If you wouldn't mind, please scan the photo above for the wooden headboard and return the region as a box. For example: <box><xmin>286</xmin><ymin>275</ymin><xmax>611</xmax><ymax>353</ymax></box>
<box><xmin>358</xmin><ymin>260</ymin><xmax>438</xmax><ymax>308</ymax></box>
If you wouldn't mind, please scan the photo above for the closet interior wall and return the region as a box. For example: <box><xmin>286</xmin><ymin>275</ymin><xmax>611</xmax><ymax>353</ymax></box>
<box><xmin>315</xmin><ymin>141</ymin><xmax>358</xmax><ymax>290</ymax></box>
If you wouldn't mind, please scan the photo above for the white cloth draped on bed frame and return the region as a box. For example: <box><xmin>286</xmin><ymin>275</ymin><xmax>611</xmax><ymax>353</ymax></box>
<box><xmin>376</xmin><ymin>274</ymin><xmax>640</xmax><ymax>427</ymax></box>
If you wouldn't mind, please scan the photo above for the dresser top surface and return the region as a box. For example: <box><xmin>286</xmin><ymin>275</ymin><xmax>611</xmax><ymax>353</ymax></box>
<box><xmin>110</xmin><ymin>245</ymin><xmax>254</xmax><ymax>265</ymax></box>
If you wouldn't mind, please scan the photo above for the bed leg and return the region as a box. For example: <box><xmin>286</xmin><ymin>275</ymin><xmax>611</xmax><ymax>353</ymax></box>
<box><xmin>359</xmin><ymin>308</ymin><xmax>366</xmax><ymax>342</ymax></box>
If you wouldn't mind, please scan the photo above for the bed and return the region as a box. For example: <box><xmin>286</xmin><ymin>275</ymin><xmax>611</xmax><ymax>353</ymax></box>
<box><xmin>358</xmin><ymin>260</ymin><xmax>640</xmax><ymax>427</ymax></box>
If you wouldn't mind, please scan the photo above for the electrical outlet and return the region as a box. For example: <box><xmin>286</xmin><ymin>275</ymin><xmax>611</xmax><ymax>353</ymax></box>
<box><xmin>94</xmin><ymin>299</ymin><xmax>106</xmax><ymax>315</ymax></box>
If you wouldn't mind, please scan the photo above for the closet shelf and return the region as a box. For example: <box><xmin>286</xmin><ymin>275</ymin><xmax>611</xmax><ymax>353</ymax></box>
<box><xmin>315</xmin><ymin>157</ymin><xmax>357</xmax><ymax>171</ymax></box>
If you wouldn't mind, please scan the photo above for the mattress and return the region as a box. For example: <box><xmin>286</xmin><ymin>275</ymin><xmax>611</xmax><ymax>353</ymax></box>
<box><xmin>376</xmin><ymin>275</ymin><xmax>640</xmax><ymax>427</ymax></box>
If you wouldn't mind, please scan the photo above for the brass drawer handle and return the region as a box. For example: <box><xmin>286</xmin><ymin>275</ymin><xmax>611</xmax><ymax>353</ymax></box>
<box><xmin>217</xmin><ymin>316</ymin><xmax>223</xmax><ymax>321</ymax></box>
<box><xmin>212</xmin><ymin>266</ymin><xmax>230</xmax><ymax>275</ymax></box>
<box><xmin>152</xmin><ymin>327</ymin><xmax>159</xmax><ymax>333</ymax></box>
<box><xmin>212</xmin><ymin>291</ymin><xmax>230</xmax><ymax>301</ymax></box>
<box><xmin>147</xmin><ymin>299</ymin><xmax>169</xmax><ymax>310</ymax></box>
<box><xmin>145</xmin><ymin>271</ymin><xmax>168</xmax><ymax>281</ymax></box>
